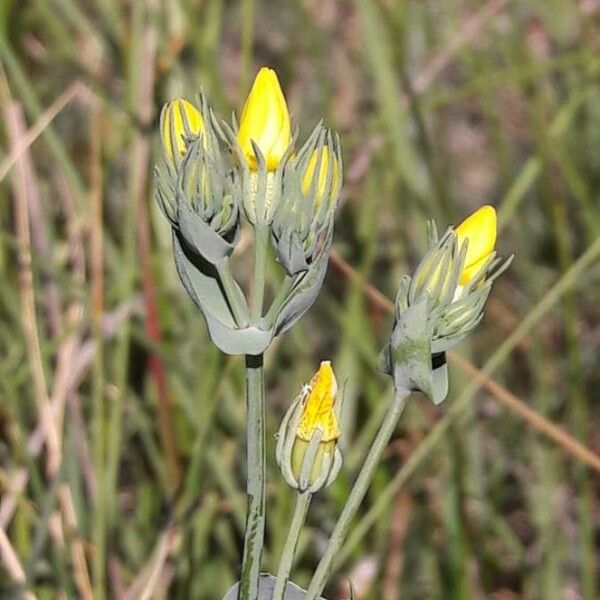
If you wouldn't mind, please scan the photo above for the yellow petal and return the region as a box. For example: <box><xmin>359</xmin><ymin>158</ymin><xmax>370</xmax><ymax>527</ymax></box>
<box><xmin>161</xmin><ymin>99</ymin><xmax>204</xmax><ymax>163</ymax></box>
<box><xmin>455</xmin><ymin>205</ymin><xmax>497</xmax><ymax>285</ymax></box>
<box><xmin>301</xmin><ymin>146</ymin><xmax>340</xmax><ymax>208</ymax></box>
<box><xmin>237</xmin><ymin>67</ymin><xmax>291</xmax><ymax>171</ymax></box>
<box><xmin>296</xmin><ymin>361</ymin><xmax>340</xmax><ymax>442</ymax></box>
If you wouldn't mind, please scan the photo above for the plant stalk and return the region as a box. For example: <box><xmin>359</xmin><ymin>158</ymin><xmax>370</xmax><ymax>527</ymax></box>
<box><xmin>251</xmin><ymin>226</ymin><xmax>269</xmax><ymax>320</ymax></box>
<box><xmin>239</xmin><ymin>354</ymin><xmax>266</xmax><ymax>600</ymax></box>
<box><xmin>264</xmin><ymin>274</ymin><xmax>295</xmax><ymax>327</ymax></box>
<box><xmin>306</xmin><ymin>389</ymin><xmax>410</xmax><ymax>599</ymax></box>
<box><xmin>273</xmin><ymin>491</ymin><xmax>312</xmax><ymax>600</ymax></box>
<box><xmin>217</xmin><ymin>260</ymin><xmax>250</xmax><ymax>327</ymax></box>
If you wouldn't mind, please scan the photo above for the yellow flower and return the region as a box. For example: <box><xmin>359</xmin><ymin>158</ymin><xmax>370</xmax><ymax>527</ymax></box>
<box><xmin>455</xmin><ymin>205</ymin><xmax>497</xmax><ymax>285</ymax></box>
<box><xmin>291</xmin><ymin>361</ymin><xmax>340</xmax><ymax>486</ymax></box>
<box><xmin>237</xmin><ymin>67</ymin><xmax>291</xmax><ymax>171</ymax></box>
<box><xmin>161</xmin><ymin>99</ymin><xmax>204</xmax><ymax>163</ymax></box>
<box><xmin>301</xmin><ymin>146</ymin><xmax>340</xmax><ymax>208</ymax></box>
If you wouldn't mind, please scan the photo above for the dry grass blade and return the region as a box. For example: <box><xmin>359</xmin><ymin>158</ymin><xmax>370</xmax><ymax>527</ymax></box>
<box><xmin>3</xmin><ymin>93</ymin><xmax>95</xmax><ymax>599</ymax></box>
<box><xmin>124</xmin><ymin>524</ymin><xmax>178</xmax><ymax>600</ymax></box>
<box><xmin>382</xmin><ymin>493</ymin><xmax>412</xmax><ymax>599</ymax></box>
<box><xmin>58</xmin><ymin>485</ymin><xmax>93</xmax><ymax>600</ymax></box>
<box><xmin>133</xmin><ymin>0</ymin><xmax>182</xmax><ymax>491</ymax></box>
<box><xmin>0</xmin><ymin>527</ymin><xmax>37</xmax><ymax>600</ymax></box>
<box><xmin>4</xmin><ymin>99</ymin><xmax>61</xmax><ymax>476</ymax></box>
<box><xmin>0</xmin><ymin>299</ymin><xmax>141</xmax><ymax>531</ymax></box>
<box><xmin>0</xmin><ymin>82</ymin><xmax>82</xmax><ymax>184</ymax></box>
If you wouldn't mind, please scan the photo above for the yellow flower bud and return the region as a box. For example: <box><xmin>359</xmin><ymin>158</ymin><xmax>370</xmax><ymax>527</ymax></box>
<box><xmin>161</xmin><ymin>99</ymin><xmax>204</xmax><ymax>163</ymax></box>
<box><xmin>237</xmin><ymin>67</ymin><xmax>292</xmax><ymax>171</ymax></box>
<box><xmin>276</xmin><ymin>361</ymin><xmax>343</xmax><ymax>492</ymax></box>
<box><xmin>291</xmin><ymin>361</ymin><xmax>340</xmax><ymax>486</ymax></box>
<box><xmin>301</xmin><ymin>146</ymin><xmax>340</xmax><ymax>208</ymax></box>
<box><xmin>455</xmin><ymin>205</ymin><xmax>497</xmax><ymax>285</ymax></box>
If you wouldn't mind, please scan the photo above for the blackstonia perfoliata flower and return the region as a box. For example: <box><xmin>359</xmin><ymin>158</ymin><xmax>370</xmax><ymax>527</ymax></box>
<box><xmin>155</xmin><ymin>94</ymin><xmax>238</xmax><ymax>238</ymax></box>
<box><xmin>156</xmin><ymin>96</ymin><xmax>206</xmax><ymax>224</ymax></box>
<box><xmin>276</xmin><ymin>361</ymin><xmax>343</xmax><ymax>493</ymax></box>
<box><xmin>215</xmin><ymin>68</ymin><xmax>295</xmax><ymax>226</ymax></box>
<box><xmin>398</xmin><ymin>204</ymin><xmax>510</xmax><ymax>351</ymax></box>
<box><xmin>382</xmin><ymin>205</ymin><xmax>512</xmax><ymax>404</ymax></box>
<box><xmin>237</xmin><ymin>67</ymin><xmax>292</xmax><ymax>171</ymax></box>
<box><xmin>270</xmin><ymin>125</ymin><xmax>342</xmax><ymax>275</ymax></box>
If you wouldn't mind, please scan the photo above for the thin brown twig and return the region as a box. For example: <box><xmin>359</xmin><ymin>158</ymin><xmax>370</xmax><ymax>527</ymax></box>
<box><xmin>450</xmin><ymin>353</ymin><xmax>600</xmax><ymax>472</ymax></box>
<box><xmin>329</xmin><ymin>249</ymin><xmax>600</xmax><ymax>474</ymax></box>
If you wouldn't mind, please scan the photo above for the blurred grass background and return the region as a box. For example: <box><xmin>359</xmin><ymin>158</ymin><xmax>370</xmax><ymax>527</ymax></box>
<box><xmin>1</xmin><ymin>0</ymin><xmax>600</xmax><ymax>598</ymax></box>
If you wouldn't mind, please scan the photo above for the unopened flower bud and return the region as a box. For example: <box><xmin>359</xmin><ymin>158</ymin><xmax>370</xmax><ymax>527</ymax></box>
<box><xmin>384</xmin><ymin>205</ymin><xmax>512</xmax><ymax>404</ymax></box>
<box><xmin>276</xmin><ymin>362</ymin><xmax>343</xmax><ymax>493</ymax></box>
<box><xmin>237</xmin><ymin>68</ymin><xmax>292</xmax><ymax>171</ymax></box>
<box><xmin>160</xmin><ymin>99</ymin><xmax>204</xmax><ymax>165</ymax></box>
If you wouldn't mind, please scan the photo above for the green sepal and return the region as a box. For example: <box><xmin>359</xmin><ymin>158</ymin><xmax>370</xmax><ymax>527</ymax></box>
<box><xmin>177</xmin><ymin>135</ymin><xmax>240</xmax><ymax>238</ymax></box>
<box><xmin>380</xmin><ymin>300</ymin><xmax>443</xmax><ymax>402</ymax></box>
<box><xmin>177</xmin><ymin>201</ymin><xmax>237</xmax><ymax>263</ymax></box>
<box><xmin>173</xmin><ymin>232</ymin><xmax>273</xmax><ymax>355</ymax></box>
<box><xmin>273</xmin><ymin>229</ymin><xmax>311</xmax><ymax>276</ymax></box>
<box><xmin>171</xmin><ymin>219</ymin><xmax>331</xmax><ymax>355</ymax></box>
<box><xmin>268</xmin><ymin>222</ymin><xmax>334</xmax><ymax>336</ymax></box>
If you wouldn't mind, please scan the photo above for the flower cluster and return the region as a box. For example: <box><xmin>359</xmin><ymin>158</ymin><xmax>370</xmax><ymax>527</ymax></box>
<box><xmin>154</xmin><ymin>68</ymin><xmax>342</xmax><ymax>355</ymax></box>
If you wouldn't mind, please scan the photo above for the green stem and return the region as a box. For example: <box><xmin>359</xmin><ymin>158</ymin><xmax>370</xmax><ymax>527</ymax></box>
<box><xmin>306</xmin><ymin>389</ymin><xmax>410</xmax><ymax>599</ymax></box>
<box><xmin>273</xmin><ymin>492</ymin><xmax>312</xmax><ymax>600</ymax></box>
<box><xmin>251</xmin><ymin>226</ymin><xmax>269</xmax><ymax>321</ymax></box>
<box><xmin>216</xmin><ymin>261</ymin><xmax>250</xmax><ymax>327</ymax></box>
<box><xmin>239</xmin><ymin>354</ymin><xmax>266</xmax><ymax>600</ymax></box>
